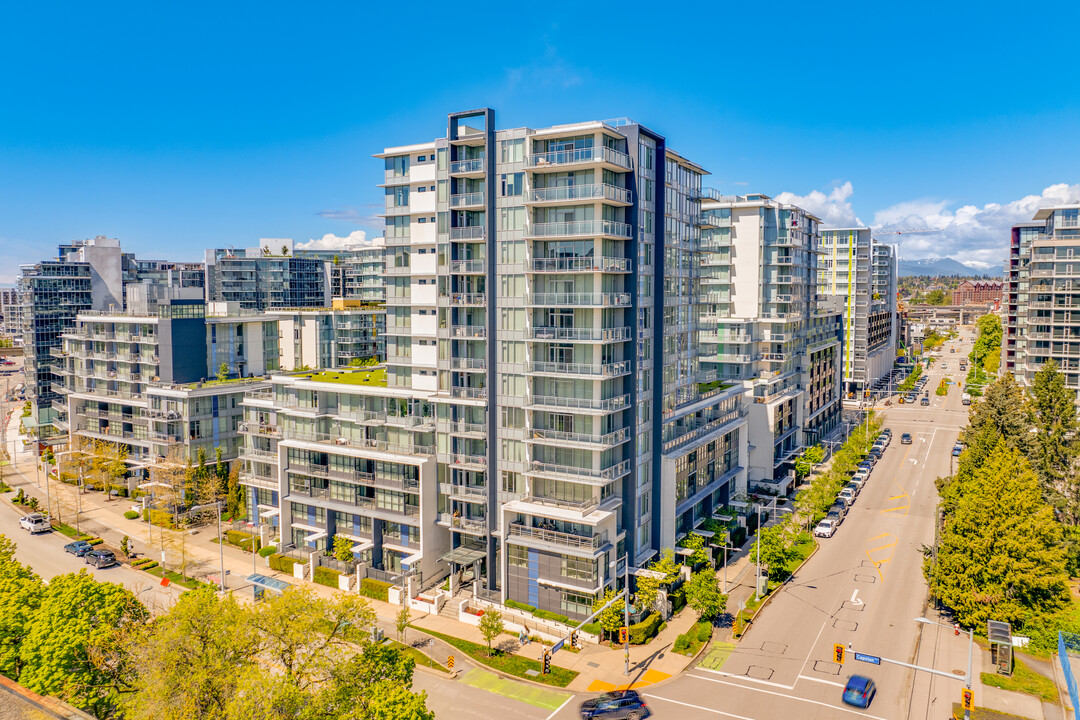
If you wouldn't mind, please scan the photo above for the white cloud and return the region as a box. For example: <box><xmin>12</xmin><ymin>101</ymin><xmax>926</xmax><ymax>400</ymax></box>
<box><xmin>296</xmin><ymin>230</ymin><xmax>380</xmax><ymax>252</ymax></box>
<box><xmin>776</xmin><ymin>182</ymin><xmax>863</xmax><ymax>227</ymax></box>
<box><xmin>873</xmin><ymin>183</ymin><xmax>1080</xmax><ymax>268</ymax></box>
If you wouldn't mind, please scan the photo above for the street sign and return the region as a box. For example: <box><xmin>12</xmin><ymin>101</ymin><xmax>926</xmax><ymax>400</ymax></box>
<box><xmin>447</xmin><ymin>655</ymin><xmax>454</xmax><ymax>670</ymax></box>
<box><xmin>551</xmin><ymin>638</ymin><xmax>565</xmax><ymax>654</ymax></box>
<box><xmin>854</xmin><ymin>652</ymin><xmax>881</xmax><ymax>665</ymax></box>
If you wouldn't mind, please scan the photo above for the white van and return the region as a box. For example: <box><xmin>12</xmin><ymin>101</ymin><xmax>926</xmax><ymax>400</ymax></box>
<box><xmin>962</xmin><ymin>393</ymin><xmax>971</xmax><ymax>405</ymax></box>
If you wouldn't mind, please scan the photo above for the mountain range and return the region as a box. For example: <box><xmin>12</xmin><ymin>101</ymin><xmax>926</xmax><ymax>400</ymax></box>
<box><xmin>897</xmin><ymin>257</ymin><xmax>999</xmax><ymax>278</ymax></box>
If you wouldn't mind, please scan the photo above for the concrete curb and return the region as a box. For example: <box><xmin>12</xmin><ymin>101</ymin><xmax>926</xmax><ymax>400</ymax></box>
<box><xmin>733</xmin><ymin>541</ymin><xmax>820</xmax><ymax>641</ymax></box>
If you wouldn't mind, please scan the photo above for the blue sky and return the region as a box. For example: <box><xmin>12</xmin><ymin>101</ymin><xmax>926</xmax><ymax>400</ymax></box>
<box><xmin>2</xmin><ymin>1</ymin><xmax>1079</xmax><ymax>282</ymax></box>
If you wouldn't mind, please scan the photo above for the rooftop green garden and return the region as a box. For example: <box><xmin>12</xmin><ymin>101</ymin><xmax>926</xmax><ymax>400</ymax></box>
<box><xmin>297</xmin><ymin>368</ymin><xmax>387</xmax><ymax>387</ymax></box>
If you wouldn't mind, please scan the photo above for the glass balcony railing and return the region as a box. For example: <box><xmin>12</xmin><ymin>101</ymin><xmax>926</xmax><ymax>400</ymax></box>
<box><xmin>527</xmin><ymin>146</ymin><xmax>632</xmax><ymax>171</ymax></box>
<box><xmin>507</xmin><ymin>522</ymin><xmax>608</xmax><ymax>550</ymax></box>
<box><xmin>527</xmin><ymin>183</ymin><xmax>632</xmax><ymax>205</ymax></box>
<box><xmin>527</xmin><ymin>220</ymin><xmax>632</xmax><ymax>239</ymax></box>
<box><xmin>529</xmin><ymin>256</ymin><xmax>631</xmax><ymax>273</ymax></box>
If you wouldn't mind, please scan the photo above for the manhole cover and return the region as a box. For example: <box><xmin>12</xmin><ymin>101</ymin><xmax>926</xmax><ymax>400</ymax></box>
<box><xmin>833</xmin><ymin>619</ymin><xmax>858</xmax><ymax>631</ymax></box>
<box><xmin>854</xmin><ymin>574</ymin><xmax>877</xmax><ymax>584</ymax></box>
<box><xmin>761</xmin><ymin>641</ymin><xmax>788</xmax><ymax>655</ymax></box>
<box><xmin>746</xmin><ymin>665</ymin><xmax>774</xmax><ymax>680</ymax></box>
<box><xmin>586</xmin><ymin>662</ymin><xmax>600</xmax><ymax>668</ymax></box>
<box><xmin>841</xmin><ymin>601</ymin><xmax>866</xmax><ymax>611</ymax></box>
<box><xmin>813</xmin><ymin>660</ymin><xmax>842</xmax><ymax>675</ymax></box>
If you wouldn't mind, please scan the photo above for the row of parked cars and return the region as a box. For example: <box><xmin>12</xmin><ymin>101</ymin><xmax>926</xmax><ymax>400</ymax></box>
<box><xmin>18</xmin><ymin>513</ymin><xmax>117</xmax><ymax>568</ymax></box>
<box><xmin>814</xmin><ymin>429</ymin><xmax>892</xmax><ymax>538</ymax></box>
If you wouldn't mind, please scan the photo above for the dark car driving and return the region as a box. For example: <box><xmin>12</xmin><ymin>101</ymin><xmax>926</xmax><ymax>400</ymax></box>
<box><xmin>901</xmin><ymin>433</ymin><xmax>913</xmax><ymax>444</ymax></box>
<box><xmin>85</xmin><ymin>549</ymin><xmax>117</xmax><ymax>569</ymax></box>
<box><xmin>580</xmin><ymin>690</ymin><xmax>650</xmax><ymax>719</ymax></box>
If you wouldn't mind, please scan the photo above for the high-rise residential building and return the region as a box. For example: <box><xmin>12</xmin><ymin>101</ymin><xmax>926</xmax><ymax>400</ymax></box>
<box><xmin>1008</xmin><ymin>205</ymin><xmax>1080</xmax><ymax>394</ymax></box>
<box><xmin>1004</xmin><ymin>221</ymin><xmax>1043</xmax><ymax>378</ymax></box>
<box><xmin>242</xmin><ymin>109</ymin><xmax>751</xmax><ymax>619</ymax></box>
<box><xmin>318</xmin><ymin>240</ymin><xmax>387</xmax><ymax>304</ymax></box>
<box><xmin>204</xmin><ymin>239</ymin><xmax>331</xmax><ymax>311</ymax></box>
<box><xmin>0</xmin><ymin>288</ymin><xmax>22</xmax><ymax>341</ymax></box>
<box><xmin>698</xmin><ymin>194</ymin><xmax>843</xmax><ymax>487</ymax></box>
<box><xmin>272</xmin><ymin>302</ymin><xmax>385</xmax><ymax>369</ymax></box>
<box><xmin>818</xmin><ymin>228</ymin><xmax>898</xmax><ymax>398</ymax></box>
<box><xmin>55</xmin><ymin>299</ymin><xmax>280</xmax><ymax>482</ymax></box>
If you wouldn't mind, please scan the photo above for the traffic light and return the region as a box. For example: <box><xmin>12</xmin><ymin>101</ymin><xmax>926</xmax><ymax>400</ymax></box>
<box><xmin>619</xmin><ymin>626</ymin><xmax>629</xmax><ymax>644</ymax></box>
<box><xmin>542</xmin><ymin>650</ymin><xmax>551</xmax><ymax>674</ymax></box>
<box><xmin>447</xmin><ymin>655</ymin><xmax>454</xmax><ymax>670</ymax></box>
<box><xmin>833</xmin><ymin>644</ymin><xmax>845</xmax><ymax>664</ymax></box>
<box><xmin>570</xmin><ymin>630</ymin><xmax>579</xmax><ymax>649</ymax></box>
<box><xmin>961</xmin><ymin>689</ymin><xmax>974</xmax><ymax>711</ymax></box>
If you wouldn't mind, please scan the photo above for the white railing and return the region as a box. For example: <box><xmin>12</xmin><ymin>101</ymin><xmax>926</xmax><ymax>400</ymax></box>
<box><xmin>527</xmin><ymin>183</ymin><xmax>632</xmax><ymax>204</ymax></box>
<box><xmin>450</xmin><ymin>192</ymin><xmax>485</xmax><ymax>208</ymax></box>
<box><xmin>528</xmin><ymin>145</ymin><xmax>632</xmax><ymax>170</ymax></box>
<box><xmin>529</xmin><ymin>292</ymin><xmax>631</xmax><ymax>307</ymax></box>
<box><xmin>530</xmin><ymin>256</ymin><xmax>631</xmax><ymax>273</ymax></box>
<box><xmin>527</xmin><ymin>219</ymin><xmax>632</xmax><ymax>239</ymax></box>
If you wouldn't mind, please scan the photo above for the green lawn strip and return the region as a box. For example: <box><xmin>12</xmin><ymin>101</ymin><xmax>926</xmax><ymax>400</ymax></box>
<box><xmin>141</xmin><ymin>565</ymin><xmax>212</xmax><ymax>591</ymax></box>
<box><xmin>698</xmin><ymin>641</ymin><xmax>735</xmax><ymax>671</ymax></box>
<box><xmin>980</xmin><ymin>657</ymin><xmax>1059</xmax><ymax>704</ymax></box>
<box><xmin>950</xmin><ymin>703</ymin><xmax>1031</xmax><ymax>720</ymax></box>
<box><xmin>459</xmin><ymin>668</ymin><xmax>570</xmax><ymax>711</ymax></box>
<box><xmin>412</xmin><ymin>626</ymin><xmax>577</xmax><ymax>688</ymax></box>
<box><xmin>390</xmin><ymin>639</ymin><xmax>449</xmax><ymax>674</ymax></box>
<box><xmin>51</xmin><ymin>522</ymin><xmax>93</xmax><ymax>541</ymax></box>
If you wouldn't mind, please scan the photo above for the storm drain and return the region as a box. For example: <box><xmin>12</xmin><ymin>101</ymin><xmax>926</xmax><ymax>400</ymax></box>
<box><xmin>746</xmin><ymin>665</ymin><xmax>774</xmax><ymax>681</ymax></box>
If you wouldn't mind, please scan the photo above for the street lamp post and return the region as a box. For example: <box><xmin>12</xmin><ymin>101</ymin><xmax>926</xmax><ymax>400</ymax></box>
<box><xmin>915</xmin><ymin>616</ymin><xmax>974</xmax><ymax>720</ymax></box>
<box><xmin>189</xmin><ymin>501</ymin><xmax>226</xmax><ymax>592</ymax></box>
<box><xmin>609</xmin><ymin>553</ymin><xmax>630</xmax><ymax>676</ymax></box>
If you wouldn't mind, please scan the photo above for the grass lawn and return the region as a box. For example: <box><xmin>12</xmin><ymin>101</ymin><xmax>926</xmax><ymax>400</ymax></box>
<box><xmin>980</xmin><ymin>657</ymin><xmax>1059</xmax><ymax>704</ymax></box>
<box><xmin>51</xmin><ymin>522</ymin><xmax>93</xmax><ymax>541</ymax></box>
<box><xmin>950</xmin><ymin>703</ymin><xmax>1033</xmax><ymax>720</ymax></box>
<box><xmin>142</xmin><ymin>565</ymin><xmax>213</xmax><ymax>591</ymax></box>
<box><xmin>413</xmin><ymin>626</ymin><xmax>578</xmax><ymax>688</ymax></box>
<box><xmin>459</xmin><ymin>668</ymin><xmax>571</xmax><ymax>711</ymax></box>
<box><xmin>298</xmin><ymin>368</ymin><xmax>387</xmax><ymax>386</ymax></box>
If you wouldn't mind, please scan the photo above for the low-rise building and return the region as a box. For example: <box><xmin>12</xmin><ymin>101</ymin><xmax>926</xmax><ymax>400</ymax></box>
<box><xmin>952</xmin><ymin>280</ymin><xmax>1002</xmax><ymax>306</ymax></box>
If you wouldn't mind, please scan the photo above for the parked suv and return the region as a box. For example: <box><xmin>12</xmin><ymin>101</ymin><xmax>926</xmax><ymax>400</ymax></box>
<box><xmin>838</xmin><ymin>487</ymin><xmax>857</xmax><ymax>505</ymax></box>
<box><xmin>814</xmin><ymin>519</ymin><xmax>837</xmax><ymax>538</ymax></box>
<box><xmin>84</xmin><ymin>550</ymin><xmax>117</xmax><ymax>569</ymax></box>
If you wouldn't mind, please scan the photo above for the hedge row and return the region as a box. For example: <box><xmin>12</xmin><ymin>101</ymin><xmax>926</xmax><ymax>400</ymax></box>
<box><xmin>258</xmin><ymin>545</ymin><xmax>277</xmax><ymax>558</ymax></box>
<box><xmin>504</xmin><ymin>599</ymin><xmax>570</xmax><ymax>624</ymax></box>
<box><xmin>313</xmin><ymin>566</ymin><xmax>342</xmax><ymax>588</ymax></box>
<box><xmin>268</xmin><ymin>553</ymin><xmax>305</xmax><ymax>574</ymax></box>
<box><xmin>358</xmin><ymin>578</ymin><xmax>391</xmax><ymax>602</ymax></box>
<box><xmin>629</xmin><ymin>612</ymin><xmax>664</xmax><ymax>645</ymax></box>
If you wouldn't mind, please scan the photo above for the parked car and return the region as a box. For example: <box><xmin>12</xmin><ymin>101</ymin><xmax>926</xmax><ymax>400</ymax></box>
<box><xmin>814</xmin><ymin>519</ymin><xmax>837</xmax><ymax>538</ymax></box>
<box><xmin>920</xmin><ymin>396</ymin><xmax>930</xmax><ymax>406</ymax></box>
<box><xmin>831</xmin><ymin>496</ymin><xmax>850</xmax><ymax>514</ymax></box>
<box><xmin>842</xmin><ymin>675</ymin><xmax>877</xmax><ymax>708</ymax></box>
<box><xmin>901</xmin><ymin>433</ymin><xmax>913</xmax><ymax>445</ymax></box>
<box><xmin>19</xmin><ymin>513</ymin><xmax>50</xmax><ymax>534</ymax></box>
<box><xmin>838</xmin><ymin>487</ymin><xmax>856</xmax><ymax>505</ymax></box>
<box><xmin>851</xmin><ymin>473</ymin><xmax>868</xmax><ymax>490</ymax></box>
<box><xmin>962</xmin><ymin>392</ymin><xmax>971</xmax><ymax>405</ymax></box>
<box><xmin>845</xmin><ymin>481</ymin><xmax>861</xmax><ymax>497</ymax></box>
<box><xmin>84</xmin><ymin>550</ymin><xmax>117</xmax><ymax>569</ymax></box>
<box><xmin>952</xmin><ymin>443</ymin><xmax>964</xmax><ymax>457</ymax></box>
<box><xmin>580</xmin><ymin>690</ymin><xmax>651</xmax><ymax>719</ymax></box>
<box><xmin>905</xmin><ymin>393</ymin><xmax>918</xmax><ymax>404</ymax></box>
<box><xmin>64</xmin><ymin>540</ymin><xmax>94</xmax><ymax>556</ymax></box>
<box><xmin>826</xmin><ymin>508</ymin><xmax>845</xmax><ymax>527</ymax></box>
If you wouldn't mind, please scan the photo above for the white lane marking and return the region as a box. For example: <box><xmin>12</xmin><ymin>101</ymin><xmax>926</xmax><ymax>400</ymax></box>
<box><xmin>797</xmin><ymin>674</ymin><xmax>846</xmax><ymax>688</ymax></box>
<box><xmin>692</xmin><ymin>667</ymin><xmax>793</xmax><ymax>689</ymax></box>
<box><xmin>642</xmin><ymin>694</ymin><xmax>756</xmax><ymax>719</ymax></box>
<box><xmin>544</xmin><ymin>695</ymin><xmax>573</xmax><ymax>720</ymax></box>
<box><xmin>686</xmin><ymin>674</ymin><xmax>890</xmax><ymax>720</ymax></box>
<box><xmin>850</xmin><ymin>589</ymin><xmax>864</xmax><ymax>606</ymax></box>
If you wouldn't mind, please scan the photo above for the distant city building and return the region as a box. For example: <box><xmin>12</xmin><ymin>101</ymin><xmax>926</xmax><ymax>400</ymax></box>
<box><xmin>952</xmin><ymin>280</ymin><xmax>1002</xmax><ymax>306</ymax></box>
<box><xmin>818</xmin><ymin>228</ymin><xmax>898</xmax><ymax>398</ymax></box>
<box><xmin>0</xmin><ymin>287</ymin><xmax>22</xmax><ymax>340</ymax></box>
<box><xmin>204</xmin><ymin>239</ymin><xmax>331</xmax><ymax>311</ymax></box>
<box><xmin>272</xmin><ymin>301</ymin><xmax>385</xmax><ymax>369</ymax></box>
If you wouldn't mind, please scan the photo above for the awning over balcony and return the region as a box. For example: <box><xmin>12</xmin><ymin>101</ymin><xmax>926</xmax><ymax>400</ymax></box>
<box><xmin>439</xmin><ymin>544</ymin><xmax>486</xmax><ymax>566</ymax></box>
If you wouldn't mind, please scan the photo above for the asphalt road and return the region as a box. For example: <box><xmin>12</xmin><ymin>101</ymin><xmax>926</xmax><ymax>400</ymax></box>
<box><xmin>643</xmin><ymin>335</ymin><xmax>974</xmax><ymax>719</ymax></box>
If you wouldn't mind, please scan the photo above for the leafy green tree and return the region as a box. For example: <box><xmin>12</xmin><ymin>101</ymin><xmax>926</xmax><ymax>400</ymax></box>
<box><xmin>1029</xmin><ymin>360</ymin><xmax>1080</xmax><ymax>518</ymax></box>
<box><xmin>0</xmin><ymin>534</ymin><xmax>44</xmax><ymax>681</ymax></box>
<box><xmin>592</xmin><ymin>589</ymin><xmax>623</xmax><ymax>642</ymax></box>
<box><xmin>226</xmin><ymin>461</ymin><xmax>243</xmax><ymax>519</ymax></box>
<box><xmin>680</xmin><ymin>532</ymin><xmax>711</xmax><ymax>567</ymax></box>
<box><xmin>123</xmin><ymin>588</ymin><xmax>258</xmax><ymax>720</ymax></box>
<box><xmin>19</xmin><ymin>570</ymin><xmax>148</xmax><ymax>718</ymax></box>
<box><xmin>333</xmin><ymin>534</ymin><xmax>355</xmax><ymax>563</ymax></box>
<box><xmin>396</xmin><ymin>605</ymin><xmax>411</xmax><ymax>643</ymax></box>
<box><xmin>970</xmin><ymin>313</ymin><xmax>1002</xmax><ymax>372</ymax></box>
<box><xmin>217</xmin><ymin>362</ymin><xmax>230</xmax><ymax>382</ymax></box>
<box><xmin>927</xmin><ymin>442</ymin><xmax>1070</xmax><ymax>629</ymax></box>
<box><xmin>300</xmin><ymin>643</ymin><xmax>434</xmax><ymax>720</ymax></box>
<box><xmin>750</xmin><ymin>524</ymin><xmax>793</xmax><ymax>581</ymax></box>
<box><xmin>926</xmin><ymin>289</ymin><xmax>947</xmax><ymax>305</ymax></box>
<box><xmin>478</xmin><ymin>609</ymin><xmax>504</xmax><ymax>656</ymax></box>
<box><xmin>794</xmin><ymin>445</ymin><xmax>826</xmax><ymax>479</ymax></box>
<box><xmin>684</xmin><ymin>568</ymin><xmax>727</xmax><ymax>620</ymax></box>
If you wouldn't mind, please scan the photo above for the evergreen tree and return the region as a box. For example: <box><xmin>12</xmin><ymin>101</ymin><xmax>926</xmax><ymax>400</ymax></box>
<box><xmin>927</xmin><ymin>442</ymin><xmax>1070</xmax><ymax>629</ymax></box>
<box><xmin>1030</xmin><ymin>360</ymin><xmax>1080</xmax><ymax>520</ymax></box>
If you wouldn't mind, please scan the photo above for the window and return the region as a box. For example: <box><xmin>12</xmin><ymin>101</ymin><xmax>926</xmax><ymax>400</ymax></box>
<box><xmin>500</xmin><ymin>173</ymin><xmax>524</xmax><ymax>197</ymax></box>
<box><xmin>561</xmin><ymin>556</ymin><xmax>596</xmax><ymax>581</ymax></box>
<box><xmin>560</xmin><ymin>590</ymin><xmax>594</xmax><ymax>617</ymax></box>
<box><xmin>500</xmin><ymin>138</ymin><xmax>524</xmax><ymax>164</ymax></box>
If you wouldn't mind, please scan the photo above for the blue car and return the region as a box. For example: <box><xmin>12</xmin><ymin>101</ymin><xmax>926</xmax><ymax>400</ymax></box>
<box><xmin>64</xmin><ymin>540</ymin><xmax>94</xmax><ymax>557</ymax></box>
<box><xmin>952</xmin><ymin>443</ymin><xmax>963</xmax><ymax>457</ymax></box>
<box><xmin>842</xmin><ymin>675</ymin><xmax>877</xmax><ymax>708</ymax></box>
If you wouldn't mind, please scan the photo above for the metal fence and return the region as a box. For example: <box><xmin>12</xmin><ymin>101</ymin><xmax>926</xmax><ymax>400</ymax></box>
<box><xmin>1059</xmin><ymin>631</ymin><xmax>1080</xmax><ymax>719</ymax></box>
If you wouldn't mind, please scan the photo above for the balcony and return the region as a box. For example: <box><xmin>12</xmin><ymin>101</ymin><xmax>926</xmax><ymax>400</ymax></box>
<box><xmin>526</xmin><ymin>183</ymin><xmax>632</xmax><ymax>206</ymax></box>
<box><xmin>507</xmin><ymin>522</ymin><xmax>607</xmax><ymax>550</ymax></box>
<box><xmin>449</xmin><ymin>386</ymin><xmax>487</xmax><ymax>401</ymax></box>
<box><xmin>527</xmin><ymin>292</ymin><xmax>631</xmax><ymax>308</ymax></box>
<box><xmin>443</xmin><ymin>453</ymin><xmax>487</xmax><ymax>470</ymax></box>
<box><xmin>526</xmin><ymin>458</ymin><xmax>630</xmax><ymax>484</ymax></box>
<box><xmin>449</xmin><ymin>158</ymin><xmax>485</xmax><ymax>176</ymax></box>
<box><xmin>529</xmin><ymin>256</ymin><xmax>631</xmax><ymax>273</ymax></box>
<box><xmin>526</xmin><ymin>426</ymin><xmax>630</xmax><ymax>449</ymax></box>
<box><xmin>448</xmin><ymin>293</ymin><xmax>486</xmax><ymax>307</ymax></box>
<box><xmin>441</xmin><ymin>514</ymin><xmax>488</xmax><ymax>535</ymax></box>
<box><xmin>439</xmin><ymin>420</ymin><xmax>486</xmax><ymax>437</ymax></box>
<box><xmin>450</xmin><ymin>259</ymin><xmax>486</xmax><ymax>274</ymax></box>
<box><xmin>527</xmin><ymin>326</ymin><xmax>631</xmax><ymax>343</ymax></box>
<box><xmin>240</xmin><ymin>447</ymin><xmax>278</xmax><ymax>462</ymax></box>
<box><xmin>528</xmin><ymin>360</ymin><xmax>630</xmax><ymax>378</ymax></box>
<box><xmin>238</xmin><ymin>422</ymin><xmax>282</xmax><ymax>438</ymax></box>
<box><xmin>450</xmin><ymin>192</ymin><xmax>485</xmax><ymax>209</ymax></box>
<box><xmin>439</xmin><ymin>357</ymin><xmax>486</xmax><ymax>372</ymax></box>
<box><xmin>444</xmin><ymin>325</ymin><xmax>486</xmax><ymax>339</ymax></box>
<box><xmin>526</xmin><ymin>220</ymin><xmax>632</xmax><ymax>240</ymax></box>
<box><xmin>527</xmin><ymin>394</ymin><xmax>630</xmax><ymax>414</ymax></box>
<box><xmin>450</xmin><ymin>226</ymin><xmax>486</xmax><ymax>241</ymax></box>
<box><xmin>527</xmin><ymin>146</ymin><xmax>632</xmax><ymax>172</ymax></box>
